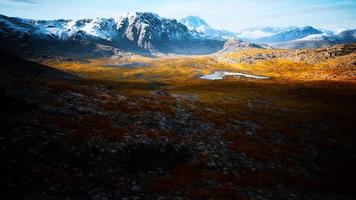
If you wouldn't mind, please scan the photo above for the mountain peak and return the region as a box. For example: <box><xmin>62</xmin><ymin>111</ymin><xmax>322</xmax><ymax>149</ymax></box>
<box><xmin>299</xmin><ymin>26</ymin><xmax>319</xmax><ymax>31</ymax></box>
<box><xmin>133</xmin><ymin>12</ymin><xmax>160</xmax><ymax>19</ymax></box>
<box><xmin>180</xmin><ymin>16</ymin><xmax>209</xmax><ymax>28</ymax></box>
<box><xmin>239</xmin><ymin>26</ymin><xmax>323</xmax><ymax>44</ymax></box>
<box><xmin>179</xmin><ymin>15</ymin><xmax>236</xmax><ymax>40</ymax></box>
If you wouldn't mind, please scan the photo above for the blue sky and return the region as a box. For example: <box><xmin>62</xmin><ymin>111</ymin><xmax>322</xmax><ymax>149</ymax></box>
<box><xmin>0</xmin><ymin>0</ymin><xmax>355</xmax><ymax>31</ymax></box>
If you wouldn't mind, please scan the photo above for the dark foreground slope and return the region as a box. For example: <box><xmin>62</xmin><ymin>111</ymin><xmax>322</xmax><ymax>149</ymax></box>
<box><xmin>1</xmin><ymin>51</ymin><xmax>356</xmax><ymax>200</ymax></box>
<box><xmin>0</xmin><ymin>50</ymin><xmax>78</xmax><ymax>79</ymax></box>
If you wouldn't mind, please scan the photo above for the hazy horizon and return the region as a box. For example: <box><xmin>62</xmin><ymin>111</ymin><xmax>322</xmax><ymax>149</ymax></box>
<box><xmin>0</xmin><ymin>0</ymin><xmax>355</xmax><ymax>32</ymax></box>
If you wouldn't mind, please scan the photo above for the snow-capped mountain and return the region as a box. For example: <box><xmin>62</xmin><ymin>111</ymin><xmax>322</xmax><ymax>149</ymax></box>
<box><xmin>237</xmin><ymin>26</ymin><xmax>299</xmax><ymax>40</ymax></box>
<box><xmin>0</xmin><ymin>12</ymin><xmax>231</xmax><ymax>56</ymax></box>
<box><xmin>335</xmin><ymin>29</ymin><xmax>356</xmax><ymax>43</ymax></box>
<box><xmin>237</xmin><ymin>26</ymin><xmax>335</xmax><ymax>43</ymax></box>
<box><xmin>236</xmin><ymin>25</ymin><xmax>356</xmax><ymax>48</ymax></box>
<box><xmin>254</xmin><ymin>26</ymin><xmax>323</xmax><ymax>44</ymax></box>
<box><xmin>0</xmin><ymin>15</ymin><xmax>115</xmax><ymax>40</ymax></box>
<box><xmin>0</xmin><ymin>13</ymin><xmax>193</xmax><ymax>48</ymax></box>
<box><xmin>271</xmin><ymin>29</ymin><xmax>356</xmax><ymax>49</ymax></box>
<box><xmin>115</xmin><ymin>12</ymin><xmax>194</xmax><ymax>51</ymax></box>
<box><xmin>318</xmin><ymin>28</ymin><xmax>336</xmax><ymax>36</ymax></box>
<box><xmin>179</xmin><ymin>16</ymin><xmax>235</xmax><ymax>40</ymax></box>
<box><xmin>180</xmin><ymin>16</ymin><xmax>209</xmax><ymax>31</ymax></box>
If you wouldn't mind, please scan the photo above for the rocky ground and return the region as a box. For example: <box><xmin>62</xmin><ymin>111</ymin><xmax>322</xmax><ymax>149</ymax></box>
<box><xmin>214</xmin><ymin>44</ymin><xmax>356</xmax><ymax>81</ymax></box>
<box><xmin>217</xmin><ymin>44</ymin><xmax>356</xmax><ymax>64</ymax></box>
<box><xmin>1</xmin><ymin>49</ymin><xmax>356</xmax><ymax>200</ymax></box>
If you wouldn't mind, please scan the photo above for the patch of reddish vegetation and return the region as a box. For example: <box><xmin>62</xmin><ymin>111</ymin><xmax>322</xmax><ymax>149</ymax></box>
<box><xmin>82</xmin><ymin>116</ymin><xmax>129</xmax><ymax>140</ymax></box>
<box><xmin>47</xmin><ymin>81</ymin><xmax>98</xmax><ymax>98</ymax></box>
<box><xmin>144</xmin><ymin>129</ymin><xmax>178</xmax><ymax>139</ymax></box>
<box><xmin>117</xmin><ymin>101</ymin><xmax>133</xmax><ymax>113</ymax></box>
<box><xmin>100</xmin><ymin>101</ymin><xmax>120</xmax><ymax>111</ymax></box>
<box><xmin>141</xmin><ymin>102</ymin><xmax>176</xmax><ymax>117</ymax></box>
<box><xmin>150</xmin><ymin>163</ymin><xmax>202</xmax><ymax>194</ymax></box>
<box><xmin>45</xmin><ymin>115</ymin><xmax>129</xmax><ymax>145</ymax></box>
<box><xmin>225</xmin><ymin>131</ymin><xmax>302</xmax><ymax>168</ymax></box>
<box><xmin>226</xmin><ymin>133</ymin><xmax>269</xmax><ymax>161</ymax></box>
<box><xmin>55</xmin><ymin>117</ymin><xmax>91</xmax><ymax>145</ymax></box>
<box><xmin>193</xmin><ymin>108</ymin><xmax>227</xmax><ymax>126</ymax></box>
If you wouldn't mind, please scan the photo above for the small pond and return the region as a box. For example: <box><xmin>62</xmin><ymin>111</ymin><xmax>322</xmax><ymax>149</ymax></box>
<box><xmin>199</xmin><ymin>71</ymin><xmax>270</xmax><ymax>80</ymax></box>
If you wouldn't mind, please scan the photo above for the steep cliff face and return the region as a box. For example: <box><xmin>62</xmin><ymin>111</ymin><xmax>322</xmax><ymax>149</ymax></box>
<box><xmin>115</xmin><ymin>12</ymin><xmax>194</xmax><ymax>52</ymax></box>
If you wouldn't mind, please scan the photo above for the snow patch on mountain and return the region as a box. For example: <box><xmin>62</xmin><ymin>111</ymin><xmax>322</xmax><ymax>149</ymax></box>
<box><xmin>180</xmin><ymin>16</ymin><xmax>209</xmax><ymax>31</ymax></box>
<box><xmin>180</xmin><ymin>16</ymin><xmax>235</xmax><ymax>40</ymax></box>
<box><xmin>296</xmin><ymin>33</ymin><xmax>329</xmax><ymax>41</ymax></box>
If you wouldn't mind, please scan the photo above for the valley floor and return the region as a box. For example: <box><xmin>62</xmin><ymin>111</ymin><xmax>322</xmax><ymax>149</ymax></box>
<box><xmin>1</xmin><ymin>45</ymin><xmax>356</xmax><ymax>200</ymax></box>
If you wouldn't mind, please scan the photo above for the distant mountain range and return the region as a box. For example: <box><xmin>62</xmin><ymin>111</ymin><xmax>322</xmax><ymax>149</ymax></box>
<box><xmin>0</xmin><ymin>12</ymin><xmax>355</xmax><ymax>58</ymax></box>
<box><xmin>237</xmin><ymin>26</ymin><xmax>356</xmax><ymax>48</ymax></box>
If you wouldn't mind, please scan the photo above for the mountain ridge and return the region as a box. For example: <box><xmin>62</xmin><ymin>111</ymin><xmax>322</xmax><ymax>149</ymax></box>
<box><xmin>1</xmin><ymin>12</ymin><xmax>355</xmax><ymax>56</ymax></box>
<box><xmin>270</xmin><ymin>29</ymin><xmax>356</xmax><ymax>49</ymax></box>
<box><xmin>0</xmin><ymin>12</ymin><xmax>262</xmax><ymax>57</ymax></box>
<box><xmin>237</xmin><ymin>25</ymin><xmax>356</xmax><ymax>48</ymax></box>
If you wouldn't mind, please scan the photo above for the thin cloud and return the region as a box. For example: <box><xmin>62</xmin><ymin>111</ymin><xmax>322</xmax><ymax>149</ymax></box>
<box><xmin>1</xmin><ymin>0</ymin><xmax>37</xmax><ymax>3</ymax></box>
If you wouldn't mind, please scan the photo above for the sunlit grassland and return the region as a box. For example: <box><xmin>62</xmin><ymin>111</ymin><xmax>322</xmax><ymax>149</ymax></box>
<box><xmin>41</xmin><ymin>48</ymin><xmax>356</xmax><ymax>124</ymax></box>
<box><xmin>45</xmin><ymin>48</ymin><xmax>356</xmax><ymax>85</ymax></box>
<box><xmin>43</xmin><ymin>49</ymin><xmax>356</xmax><ymax>123</ymax></box>
<box><xmin>42</xmin><ymin>48</ymin><xmax>356</xmax><ymax>106</ymax></box>
<box><xmin>46</xmin><ymin>46</ymin><xmax>355</xmax><ymax>114</ymax></box>
<box><xmin>45</xmin><ymin>55</ymin><xmax>234</xmax><ymax>83</ymax></box>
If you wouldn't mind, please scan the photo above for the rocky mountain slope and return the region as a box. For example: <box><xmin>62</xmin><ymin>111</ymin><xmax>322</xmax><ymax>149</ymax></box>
<box><xmin>217</xmin><ymin>38</ymin><xmax>264</xmax><ymax>53</ymax></box>
<box><xmin>0</xmin><ymin>13</ymin><xmax>232</xmax><ymax>56</ymax></box>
